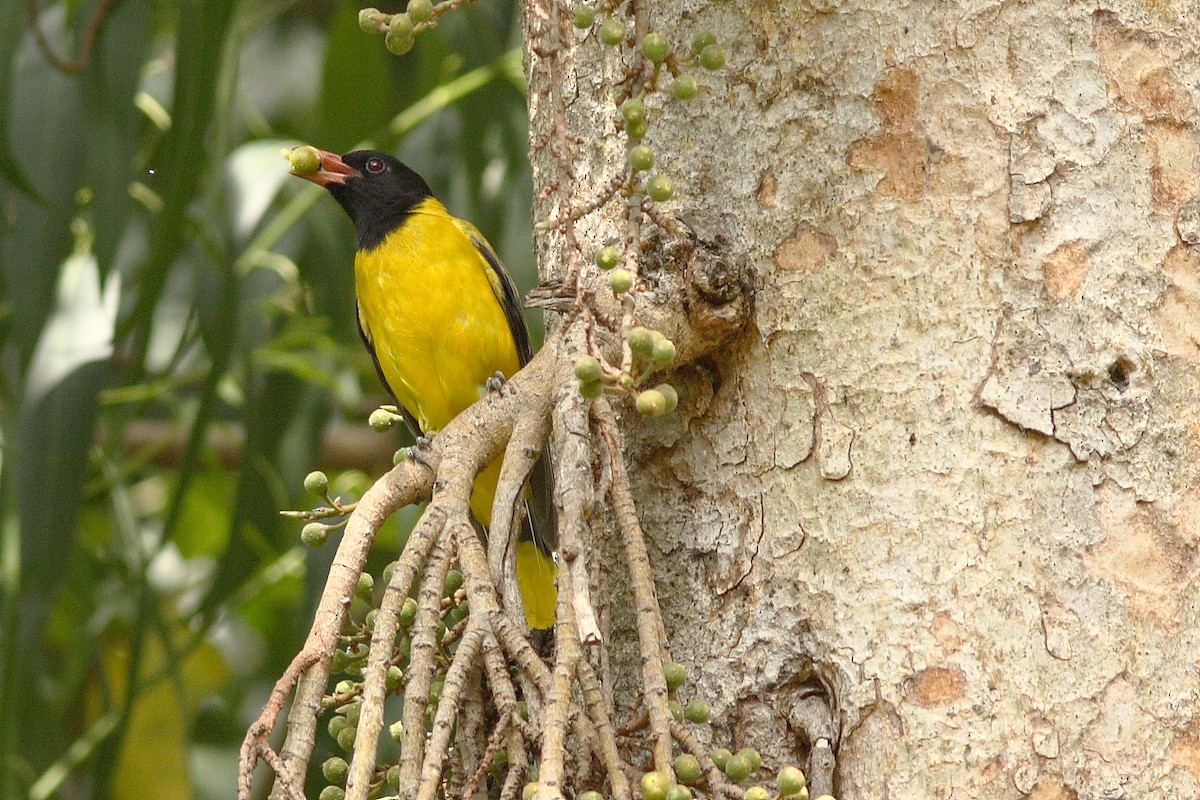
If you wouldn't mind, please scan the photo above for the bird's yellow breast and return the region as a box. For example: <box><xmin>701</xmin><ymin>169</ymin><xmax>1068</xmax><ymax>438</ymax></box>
<box><xmin>354</xmin><ymin>198</ymin><xmax>521</xmax><ymax>436</ymax></box>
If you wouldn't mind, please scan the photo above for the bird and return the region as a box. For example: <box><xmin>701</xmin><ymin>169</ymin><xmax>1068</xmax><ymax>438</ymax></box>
<box><xmin>290</xmin><ymin>147</ymin><xmax>557</xmax><ymax>628</ymax></box>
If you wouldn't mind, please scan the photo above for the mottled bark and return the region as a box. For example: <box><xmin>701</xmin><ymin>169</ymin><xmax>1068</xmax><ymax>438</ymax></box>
<box><xmin>528</xmin><ymin>2</ymin><xmax>1200</xmax><ymax>798</ymax></box>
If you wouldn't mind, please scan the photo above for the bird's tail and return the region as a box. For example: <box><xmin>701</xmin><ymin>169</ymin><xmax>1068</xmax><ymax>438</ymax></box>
<box><xmin>516</xmin><ymin>447</ymin><xmax>558</xmax><ymax>629</ymax></box>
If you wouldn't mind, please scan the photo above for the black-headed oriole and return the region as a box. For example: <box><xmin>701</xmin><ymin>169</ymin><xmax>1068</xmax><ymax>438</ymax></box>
<box><xmin>293</xmin><ymin>148</ymin><xmax>556</xmax><ymax>628</ymax></box>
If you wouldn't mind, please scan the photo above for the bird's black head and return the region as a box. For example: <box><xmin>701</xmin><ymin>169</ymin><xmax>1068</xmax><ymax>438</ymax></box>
<box><xmin>292</xmin><ymin>149</ymin><xmax>433</xmax><ymax>250</ymax></box>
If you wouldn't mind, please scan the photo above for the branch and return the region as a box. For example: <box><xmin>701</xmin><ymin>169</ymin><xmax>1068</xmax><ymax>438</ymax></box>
<box><xmin>576</xmin><ymin>655</ymin><xmax>632</xmax><ymax>800</ymax></box>
<box><xmin>489</xmin><ymin>388</ymin><xmax>554</xmax><ymax>632</ymax></box>
<box><xmin>417</xmin><ymin>606</ymin><xmax>486</xmax><ymax>800</ymax></box>
<box><xmin>593</xmin><ymin>399</ymin><xmax>675</xmax><ymax>779</ymax></box>
<box><xmin>239</xmin><ymin>456</ymin><xmax>432</xmax><ymax>800</ymax></box>
<box><xmin>396</xmin><ymin>533</ymin><xmax>455</xmax><ymax>795</ymax></box>
<box><xmin>345</xmin><ymin>500</ymin><xmax>451</xmax><ymax>800</ymax></box>
<box><xmin>551</xmin><ymin>390</ymin><xmax>602</xmax><ymax>643</ymax></box>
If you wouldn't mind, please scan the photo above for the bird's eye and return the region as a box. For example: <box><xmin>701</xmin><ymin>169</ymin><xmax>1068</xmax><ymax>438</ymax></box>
<box><xmin>365</xmin><ymin>157</ymin><xmax>386</xmax><ymax>174</ymax></box>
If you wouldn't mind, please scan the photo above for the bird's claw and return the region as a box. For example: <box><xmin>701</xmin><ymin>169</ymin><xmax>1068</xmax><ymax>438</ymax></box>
<box><xmin>406</xmin><ymin>434</ymin><xmax>434</xmax><ymax>468</ymax></box>
<box><xmin>485</xmin><ymin>371</ymin><xmax>510</xmax><ymax>395</ymax></box>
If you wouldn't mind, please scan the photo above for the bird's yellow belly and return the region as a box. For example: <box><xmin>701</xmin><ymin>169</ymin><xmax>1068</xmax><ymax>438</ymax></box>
<box><xmin>354</xmin><ymin>207</ymin><xmax>521</xmax><ymax>525</ymax></box>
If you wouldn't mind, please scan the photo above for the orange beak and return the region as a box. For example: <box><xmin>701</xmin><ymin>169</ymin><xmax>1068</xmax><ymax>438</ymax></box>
<box><xmin>291</xmin><ymin>149</ymin><xmax>360</xmax><ymax>187</ymax></box>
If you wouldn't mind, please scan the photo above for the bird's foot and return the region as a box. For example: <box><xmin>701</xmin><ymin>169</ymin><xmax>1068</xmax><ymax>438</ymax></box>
<box><xmin>485</xmin><ymin>371</ymin><xmax>511</xmax><ymax>395</ymax></box>
<box><xmin>406</xmin><ymin>433</ymin><xmax>435</xmax><ymax>468</ymax></box>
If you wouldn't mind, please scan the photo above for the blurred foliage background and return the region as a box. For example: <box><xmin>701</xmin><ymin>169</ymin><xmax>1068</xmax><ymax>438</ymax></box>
<box><xmin>0</xmin><ymin>0</ymin><xmax>534</xmax><ymax>797</ymax></box>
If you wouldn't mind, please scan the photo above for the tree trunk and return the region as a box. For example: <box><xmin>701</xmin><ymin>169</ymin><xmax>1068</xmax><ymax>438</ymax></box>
<box><xmin>529</xmin><ymin>1</ymin><xmax>1200</xmax><ymax>798</ymax></box>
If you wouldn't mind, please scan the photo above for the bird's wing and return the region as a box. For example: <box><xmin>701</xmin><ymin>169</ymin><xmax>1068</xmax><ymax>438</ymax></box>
<box><xmin>357</xmin><ymin>303</ymin><xmax>422</xmax><ymax>437</ymax></box>
<box><xmin>456</xmin><ymin>218</ymin><xmax>534</xmax><ymax>366</ymax></box>
<box><xmin>454</xmin><ymin>220</ymin><xmax>558</xmax><ymax>555</ymax></box>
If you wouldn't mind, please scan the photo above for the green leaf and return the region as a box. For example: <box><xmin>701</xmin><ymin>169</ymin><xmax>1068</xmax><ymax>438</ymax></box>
<box><xmin>0</xmin><ymin>0</ymin><xmax>39</xmax><ymax>198</ymax></box>
<box><xmin>16</xmin><ymin>251</ymin><xmax>118</xmax><ymax>604</ymax></box>
<box><xmin>0</xmin><ymin>9</ymin><xmax>86</xmax><ymax>371</ymax></box>
<box><xmin>81</xmin><ymin>0</ymin><xmax>151</xmax><ymax>277</ymax></box>
<box><xmin>17</xmin><ymin>361</ymin><xmax>111</xmax><ymax>608</ymax></box>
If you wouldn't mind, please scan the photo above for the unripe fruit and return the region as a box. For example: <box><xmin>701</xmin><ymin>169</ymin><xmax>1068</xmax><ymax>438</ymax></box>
<box><xmin>738</xmin><ymin>748</ymin><xmax>762</xmax><ymax>772</ymax></box>
<box><xmin>628</xmin><ymin>327</ymin><xmax>657</xmax><ymax>358</ymax></box>
<box><xmin>654</xmin><ymin>383</ymin><xmax>679</xmax><ymax>414</ymax></box>
<box><xmin>573</xmin><ymin>5</ymin><xmax>595</xmax><ymax>28</ymax></box>
<box><xmin>710</xmin><ymin>748</ymin><xmax>732</xmax><ymax>771</ymax></box>
<box><xmin>330</xmin><ymin>649</ymin><xmax>349</xmax><ymax>672</ymax></box>
<box><xmin>651</xmin><ymin>337</ymin><xmax>676</xmax><ymax>366</ymax></box>
<box><xmin>328</xmin><ymin>714</ymin><xmax>348</xmax><ymax>739</ymax></box>
<box><xmin>609</xmin><ymin>268</ymin><xmax>633</xmax><ymax>294</ymax></box>
<box><xmin>320</xmin><ymin>787</ymin><xmax>346</xmax><ymax>800</ymax></box>
<box><xmin>673</xmin><ymin>754</ymin><xmax>703</xmax><ymax>784</ymax></box>
<box><xmin>287</xmin><ymin>145</ymin><xmax>322</xmax><ymax>174</ymax></box>
<box><xmin>641</xmin><ymin>771</ymin><xmax>670</xmax><ymax>800</ymax></box>
<box><xmin>304</xmin><ymin>470</ymin><xmax>329</xmax><ymax>495</ymax></box>
<box><xmin>691</xmin><ymin>31</ymin><xmax>717</xmax><ymax>55</ymax></box>
<box><xmin>578</xmin><ymin>379</ymin><xmax>604</xmax><ymax>399</ymax></box>
<box><xmin>640</xmin><ymin>32</ymin><xmax>669</xmax><ymax>63</ymax></box>
<box><xmin>699</xmin><ymin>44</ymin><xmax>726</xmax><ymax>71</ymax></box>
<box><xmin>369</xmin><ymin>407</ymin><xmax>395</xmax><ymax>431</ymax></box>
<box><xmin>636</xmin><ymin>390</ymin><xmax>667</xmax><ymax>417</ymax></box>
<box><xmin>579</xmin><ymin>792</ymin><xmax>605</xmax><ymax>800</ymax></box>
<box><xmin>399</xmin><ymin>597</ymin><xmax>418</xmax><ymax>629</ymax></box>
<box><xmin>389</xmin><ymin>719</ymin><xmax>404</xmax><ymax>740</ymax></box>
<box><xmin>302</xmin><ymin>522</ymin><xmax>328</xmax><ymax>547</ymax></box>
<box><xmin>386</xmin><ymin>665</ymin><xmax>404</xmax><ymax>691</ymax></box>
<box><xmin>596</xmin><ymin>245</ymin><xmax>621</xmax><ymax>270</ymax></box>
<box><xmin>385</xmin><ymin>14</ymin><xmax>415</xmax><ymax>55</ymax></box>
<box><xmin>357</xmin><ymin>572</ymin><xmax>374</xmax><ymax>598</ymax></box>
<box><xmin>599</xmin><ymin>18</ymin><xmax>624</xmax><ymax>45</ymax></box>
<box><xmin>621</xmin><ymin>98</ymin><xmax>645</xmax><ymax>124</ymax></box>
<box><xmin>684</xmin><ymin>698</ymin><xmax>710</xmax><ymax>723</ymax></box>
<box><xmin>387</xmin><ymin>765</ymin><xmax>401</xmax><ymax>788</ymax></box>
<box><xmin>522</xmin><ymin>783</ymin><xmax>538</xmax><ymax>800</ymax></box>
<box><xmin>664</xmin><ymin>661</ymin><xmax>688</xmax><ymax>690</ymax></box>
<box><xmin>724</xmin><ymin>753</ymin><xmax>753</xmax><ymax>782</ymax></box>
<box><xmin>665</xmin><ymin>787</ymin><xmax>693</xmax><ymax>800</ymax></box>
<box><xmin>323</xmin><ymin>757</ymin><xmax>349</xmax><ymax>784</ymax></box>
<box><xmin>407</xmin><ymin>0</ymin><xmax>433</xmax><ymax>23</ymax></box>
<box><xmin>669</xmin><ymin>699</ymin><xmax>684</xmax><ymax>721</ymax></box>
<box><xmin>777</xmin><ymin>766</ymin><xmax>807</xmax><ymax>796</ymax></box>
<box><xmin>630</xmin><ymin>145</ymin><xmax>654</xmax><ymax>171</ymax></box>
<box><xmin>443</xmin><ymin>569</ymin><xmax>463</xmax><ymax>595</ymax></box>
<box><xmin>358</xmin><ymin>8</ymin><xmax>381</xmax><ymax>34</ymax></box>
<box><xmin>575</xmin><ymin>355</ymin><xmax>602</xmax><ymax>382</ymax></box>
<box><xmin>336</xmin><ymin>725</ymin><xmax>356</xmax><ymax>752</ymax></box>
<box><xmin>672</xmin><ymin>75</ymin><xmax>698</xmax><ymax>100</ymax></box>
<box><xmin>744</xmin><ymin>788</ymin><xmax>769</xmax><ymax>800</ymax></box>
<box><xmin>626</xmin><ymin>118</ymin><xmax>648</xmax><ymax>139</ymax></box>
<box><xmin>647</xmin><ymin>174</ymin><xmax>674</xmax><ymax>202</ymax></box>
